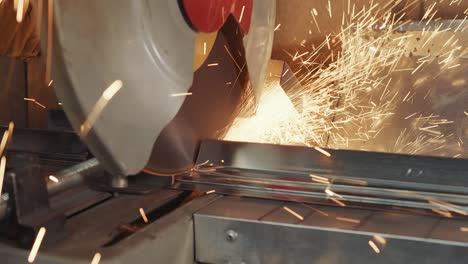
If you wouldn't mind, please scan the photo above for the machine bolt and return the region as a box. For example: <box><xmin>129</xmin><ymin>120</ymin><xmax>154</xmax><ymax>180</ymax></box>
<box><xmin>226</xmin><ymin>230</ymin><xmax>238</xmax><ymax>242</ymax></box>
<box><xmin>111</xmin><ymin>175</ymin><xmax>128</xmax><ymax>188</ymax></box>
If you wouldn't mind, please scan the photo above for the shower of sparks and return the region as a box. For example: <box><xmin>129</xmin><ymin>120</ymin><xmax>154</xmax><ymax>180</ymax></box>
<box><xmin>0</xmin><ymin>156</ymin><xmax>6</xmax><ymax>194</ymax></box>
<box><xmin>206</xmin><ymin>190</ymin><xmax>216</xmax><ymax>194</ymax></box>
<box><xmin>90</xmin><ymin>253</ymin><xmax>102</xmax><ymax>264</ymax></box>
<box><xmin>368</xmin><ymin>240</ymin><xmax>381</xmax><ymax>254</ymax></box>
<box><xmin>170</xmin><ymin>92</ymin><xmax>192</xmax><ymax>97</ymax></box>
<box><xmin>373</xmin><ymin>235</ymin><xmax>387</xmax><ymax>245</ymax></box>
<box><xmin>223</xmin><ymin>1</ymin><xmax>465</xmax><ymax>159</ymax></box>
<box><xmin>282</xmin><ymin>206</ymin><xmax>304</xmax><ymax>221</ymax></box>
<box><xmin>48</xmin><ymin>175</ymin><xmax>59</xmax><ymax>183</ymax></box>
<box><xmin>336</xmin><ymin>217</ymin><xmax>360</xmax><ymax>224</ymax></box>
<box><xmin>139</xmin><ymin>208</ymin><xmax>149</xmax><ymax>223</ymax></box>
<box><xmin>28</xmin><ymin>227</ymin><xmax>46</xmax><ymax>263</ymax></box>
<box><xmin>80</xmin><ymin>80</ymin><xmax>123</xmax><ymax>137</ymax></box>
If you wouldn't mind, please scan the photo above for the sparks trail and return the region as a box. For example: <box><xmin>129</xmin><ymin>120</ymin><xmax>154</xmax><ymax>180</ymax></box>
<box><xmin>224</xmin><ymin>1</ymin><xmax>463</xmax><ymax>158</ymax></box>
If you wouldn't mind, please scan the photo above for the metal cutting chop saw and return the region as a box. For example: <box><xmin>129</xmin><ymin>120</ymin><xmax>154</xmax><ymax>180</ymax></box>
<box><xmin>50</xmin><ymin>0</ymin><xmax>276</xmax><ymax>182</ymax></box>
<box><xmin>0</xmin><ymin>0</ymin><xmax>468</xmax><ymax>263</ymax></box>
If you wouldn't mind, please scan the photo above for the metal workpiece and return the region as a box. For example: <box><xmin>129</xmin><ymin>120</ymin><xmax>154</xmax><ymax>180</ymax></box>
<box><xmin>194</xmin><ymin>196</ymin><xmax>468</xmax><ymax>264</ymax></box>
<box><xmin>47</xmin><ymin>158</ymin><xmax>102</xmax><ymax>195</ymax></box>
<box><xmin>175</xmin><ymin>140</ymin><xmax>468</xmax><ymax>212</ymax></box>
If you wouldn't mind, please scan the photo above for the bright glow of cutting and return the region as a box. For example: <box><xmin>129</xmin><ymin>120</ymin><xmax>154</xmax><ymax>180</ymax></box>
<box><xmin>28</xmin><ymin>227</ymin><xmax>46</xmax><ymax>263</ymax></box>
<box><xmin>282</xmin><ymin>206</ymin><xmax>304</xmax><ymax>221</ymax></box>
<box><xmin>223</xmin><ymin>0</ymin><xmax>464</xmax><ymax>159</ymax></box>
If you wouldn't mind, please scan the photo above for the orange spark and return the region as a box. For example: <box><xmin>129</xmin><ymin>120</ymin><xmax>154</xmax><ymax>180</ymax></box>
<box><xmin>314</xmin><ymin>146</ymin><xmax>331</xmax><ymax>157</ymax></box>
<box><xmin>48</xmin><ymin>175</ymin><xmax>59</xmax><ymax>183</ymax></box>
<box><xmin>206</xmin><ymin>190</ymin><xmax>216</xmax><ymax>194</ymax></box>
<box><xmin>91</xmin><ymin>253</ymin><xmax>102</xmax><ymax>264</ymax></box>
<box><xmin>330</xmin><ymin>198</ymin><xmax>346</xmax><ymax>207</ymax></box>
<box><xmin>274</xmin><ymin>23</ymin><xmax>281</xmax><ymax>31</ymax></box>
<box><xmin>0</xmin><ymin>131</ymin><xmax>9</xmax><ymax>157</ymax></box>
<box><xmin>16</xmin><ymin>0</ymin><xmax>24</xmax><ymax>22</ymax></box>
<box><xmin>373</xmin><ymin>234</ymin><xmax>387</xmax><ymax>245</ymax></box>
<box><xmin>207</xmin><ymin>63</ymin><xmax>219</xmax><ymax>67</ymax></box>
<box><xmin>325</xmin><ymin>188</ymin><xmax>342</xmax><ymax>198</ymax></box>
<box><xmin>80</xmin><ymin>80</ymin><xmax>123</xmax><ymax>136</ymax></box>
<box><xmin>170</xmin><ymin>92</ymin><xmax>192</xmax><ymax>97</ymax></box>
<box><xmin>283</xmin><ymin>206</ymin><xmax>304</xmax><ymax>221</ymax></box>
<box><xmin>139</xmin><ymin>208</ymin><xmax>149</xmax><ymax>223</ymax></box>
<box><xmin>336</xmin><ymin>217</ymin><xmax>360</xmax><ymax>224</ymax></box>
<box><xmin>368</xmin><ymin>240</ymin><xmax>381</xmax><ymax>254</ymax></box>
<box><xmin>28</xmin><ymin>227</ymin><xmax>46</xmax><ymax>263</ymax></box>
<box><xmin>432</xmin><ymin>209</ymin><xmax>452</xmax><ymax>218</ymax></box>
<box><xmin>239</xmin><ymin>5</ymin><xmax>245</xmax><ymax>23</ymax></box>
<box><xmin>460</xmin><ymin>227</ymin><xmax>468</xmax><ymax>232</ymax></box>
<box><xmin>310</xmin><ymin>174</ymin><xmax>330</xmax><ymax>184</ymax></box>
<box><xmin>0</xmin><ymin>156</ymin><xmax>6</xmax><ymax>194</ymax></box>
